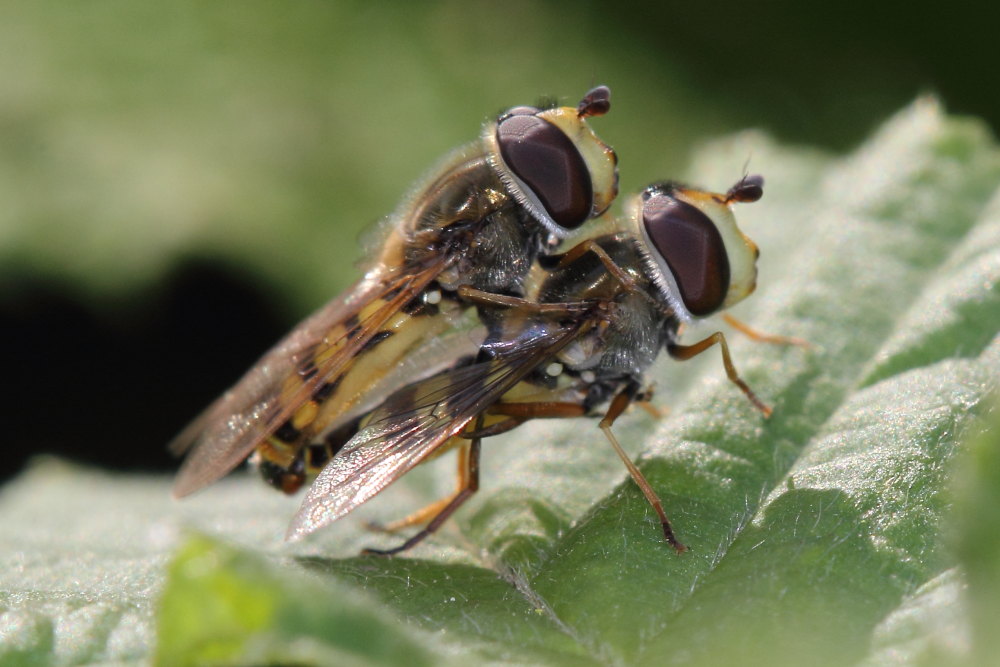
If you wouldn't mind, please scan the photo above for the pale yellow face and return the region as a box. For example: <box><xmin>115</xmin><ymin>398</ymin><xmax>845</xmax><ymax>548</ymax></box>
<box><xmin>537</xmin><ymin>105</ymin><xmax>619</xmax><ymax>218</ymax></box>
<box><xmin>484</xmin><ymin>95</ymin><xmax>619</xmax><ymax>239</ymax></box>
<box><xmin>623</xmin><ymin>180</ymin><xmax>761</xmax><ymax>320</ymax></box>
<box><xmin>673</xmin><ymin>186</ymin><xmax>759</xmax><ymax>310</ymax></box>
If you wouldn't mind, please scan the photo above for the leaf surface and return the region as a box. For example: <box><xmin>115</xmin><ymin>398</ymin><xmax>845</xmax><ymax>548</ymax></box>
<box><xmin>2</xmin><ymin>100</ymin><xmax>999</xmax><ymax>665</ymax></box>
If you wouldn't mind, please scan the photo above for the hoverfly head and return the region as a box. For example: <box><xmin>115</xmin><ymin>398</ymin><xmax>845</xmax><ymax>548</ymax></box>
<box><xmin>628</xmin><ymin>174</ymin><xmax>764</xmax><ymax>320</ymax></box>
<box><xmin>489</xmin><ymin>85</ymin><xmax>618</xmax><ymax>238</ymax></box>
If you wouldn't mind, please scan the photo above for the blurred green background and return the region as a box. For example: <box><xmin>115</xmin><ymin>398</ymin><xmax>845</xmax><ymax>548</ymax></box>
<box><xmin>1</xmin><ymin>0</ymin><xmax>995</xmax><ymax>480</ymax></box>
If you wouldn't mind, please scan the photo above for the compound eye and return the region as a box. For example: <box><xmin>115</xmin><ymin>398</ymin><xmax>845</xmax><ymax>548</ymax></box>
<box><xmin>502</xmin><ymin>105</ymin><xmax>541</xmax><ymax>119</ymax></box>
<box><xmin>643</xmin><ymin>193</ymin><xmax>730</xmax><ymax>316</ymax></box>
<box><xmin>496</xmin><ymin>113</ymin><xmax>592</xmax><ymax>229</ymax></box>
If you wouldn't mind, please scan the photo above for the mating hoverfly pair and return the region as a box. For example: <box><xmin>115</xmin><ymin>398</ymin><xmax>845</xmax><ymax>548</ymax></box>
<box><xmin>172</xmin><ymin>86</ymin><xmax>783</xmax><ymax>555</ymax></box>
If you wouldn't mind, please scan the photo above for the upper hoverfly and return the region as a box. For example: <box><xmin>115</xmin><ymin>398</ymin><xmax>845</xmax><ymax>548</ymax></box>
<box><xmin>171</xmin><ymin>86</ymin><xmax>618</xmax><ymax>499</ymax></box>
<box><xmin>286</xmin><ymin>174</ymin><xmax>772</xmax><ymax>554</ymax></box>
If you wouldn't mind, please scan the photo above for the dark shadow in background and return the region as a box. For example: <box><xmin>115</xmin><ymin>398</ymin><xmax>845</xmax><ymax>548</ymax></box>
<box><xmin>609</xmin><ymin>0</ymin><xmax>998</xmax><ymax>148</ymax></box>
<box><xmin>1</xmin><ymin>262</ymin><xmax>287</xmax><ymax>482</ymax></box>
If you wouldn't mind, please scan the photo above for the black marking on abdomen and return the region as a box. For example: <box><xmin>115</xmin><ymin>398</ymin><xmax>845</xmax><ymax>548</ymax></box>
<box><xmin>402</xmin><ymin>297</ymin><xmax>426</xmax><ymax>316</ymax></box>
<box><xmin>360</xmin><ymin>330</ymin><xmax>394</xmax><ymax>353</ymax></box>
<box><xmin>305</xmin><ymin>443</ymin><xmax>331</xmax><ymax>471</ymax></box>
<box><xmin>258</xmin><ymin>456</ymin><xmax>305</xmax><ymax>495</ymax></box>
<box><xmin>273</xmin><ymin>420</ymin><xmax>301</xmax><ymax>444</ymax></box>
<box><xmin>314</xmin><ymin>374</ymin><xmax>343</xmax><ymax>402</ymax></box>
<box><xmin>322</xmin><ymin>415</ymin><xmax>364</xmax><ymax>460</ymax></box>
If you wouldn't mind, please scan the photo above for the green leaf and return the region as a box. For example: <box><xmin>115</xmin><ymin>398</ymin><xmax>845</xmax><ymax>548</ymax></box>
<box><xmin>952</xmin><ymin>394</ymin><xmax>1000</xmax><ymax>667</ymax></box>
<box><xmin>2</xmin><ymin>99</ymin><xmax>999</xmax><ymax>665</ymax></box>
<box><xmin>156</xmin><ymin>535</ymin><xmax>446</xmax><ymax>667</ymax></box>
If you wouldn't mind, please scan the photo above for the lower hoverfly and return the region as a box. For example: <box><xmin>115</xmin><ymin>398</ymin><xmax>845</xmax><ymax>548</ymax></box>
<box><xmin>170</xmin><ymin>86</ymin><xmax>618</xmax><ymax>499</ymax></box>
<box><xmin>285</xmin><ymin>175</ymin><xmax>774</xmax><ymax>554</ymax></box>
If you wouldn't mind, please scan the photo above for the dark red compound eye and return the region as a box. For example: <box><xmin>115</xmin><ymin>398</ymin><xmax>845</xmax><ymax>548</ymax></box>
<box><xmin>503</xmin><ymin>105</ymin><xmax>541</xmax><ymax>118</ymax></box>
<box><xmin>496</xmin><ymin>113</ymin><xmax>593</xmax><ymax>229</ymax></box>
<box><xmin>643</xmin><ymin>192</ymin><xmax>730</xmax><ymax>316</ymax></box>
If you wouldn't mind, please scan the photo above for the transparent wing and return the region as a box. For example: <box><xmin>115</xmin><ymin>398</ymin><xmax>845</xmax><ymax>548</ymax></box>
<box><xmin>171</xmin><ymin>262</ymin><xmax>446</xmax><ymax>498</ymax></box>
<box><xmin>286</xmin><ymin>318</ymin><xmax>587</xmax><ymax>540</ymax></box>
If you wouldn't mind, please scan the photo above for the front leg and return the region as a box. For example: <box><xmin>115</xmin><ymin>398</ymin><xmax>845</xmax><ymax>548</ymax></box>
<box><xmin>558</xmin><ymin>239</ymin><xmax>639</xmax><ymax>292</ymax></box>
<box><xmin>668</xmin><ymin>332</ymin><xmax>772</xmax><ymax>417</ymax></box>
<box><xmin>456</xmin><ymin>285</ymin><xmax>593</xmax><ymax>317</ymax></box>
<box><xmin>722</xmin><ymin>313</ymin><xmax>812</xmax><ymax>348</ymax></box>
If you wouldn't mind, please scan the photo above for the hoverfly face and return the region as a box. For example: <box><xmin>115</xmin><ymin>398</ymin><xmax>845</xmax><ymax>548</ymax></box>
<box><xmin>631</xmin><ymin>174</ymin><xmax>764</xmax><ymax>319</ymax></box>
<box><xmin>488</xmin><ymin>85</ymin><xmax>619</xmax><ymax>237</ymax></box>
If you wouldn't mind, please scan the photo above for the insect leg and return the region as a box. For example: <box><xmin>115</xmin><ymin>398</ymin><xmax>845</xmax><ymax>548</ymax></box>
<box><xmin>633</xmin><ymin>385</ymin><xmax>667</xmax><ymax>419</ymax></box>
<box><xmin>488</xmin><ymin>401</ymin><xmax>588</xmax><ymax>419</ymax></box>
<box><xmin>368</xmin><ymin>399</ymin><xmax>590</xmax><ymax>534</ymax></box>
<box><xmin>722</xmin><ymin>313</ymin><xmax>812</xmax><ymax>348</ymax></box>
<box><xmin>362</xmin><ymin>427</ymin><xmax>482</xmax><ymax>556</ymax></box>
<box><xmin>459</xmin><ymin>417</ymin><xmax>526</xmax><ymax>439</ymax></box>
<box><xmin>557</xmin><ymin>239</ymin><xmax>637</xmax><ymax>292</ymax></box>
<box><xmin>600</xmin><ymin>384</ymin><xmax>687</xmax><ymax>553</ymax></box>
<box><xmin>368</xmin><ymin>441</ymin><xmax>473</xmax><ymax>534</ymax></box>
<box><xmin>635</xmin><ymin>401</ymin><xmax>666</xmax><ymax>419</ymax></box>
<box><xmin>556</xmin><ymin>239</ymin><xmax>667</xmax><ymax>311</ymax></box>
<box><xmin>455</xmin><ymin>286</ymin><xmax>591</xmax><ymax>316</ymax></box>
<box><xmin>667</xmin><ymin>332</ymin><xmax>773</xmax><ymax>417</ymax></box>
<box><xmin>458</xmin><ymin>400</ymin><xmax>588</xmax><ymax>438</ymax></box>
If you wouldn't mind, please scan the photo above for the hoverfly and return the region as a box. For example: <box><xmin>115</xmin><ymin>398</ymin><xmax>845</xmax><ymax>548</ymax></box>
<box><xmin>171</xmin><ymin>86</ymin><xmax>618</xmax><ymax>498</ymax></box>
<box><xmin>286</xmin><ymin>175</ymin><xmax>771</xmax><ymax>554</ymax></box>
